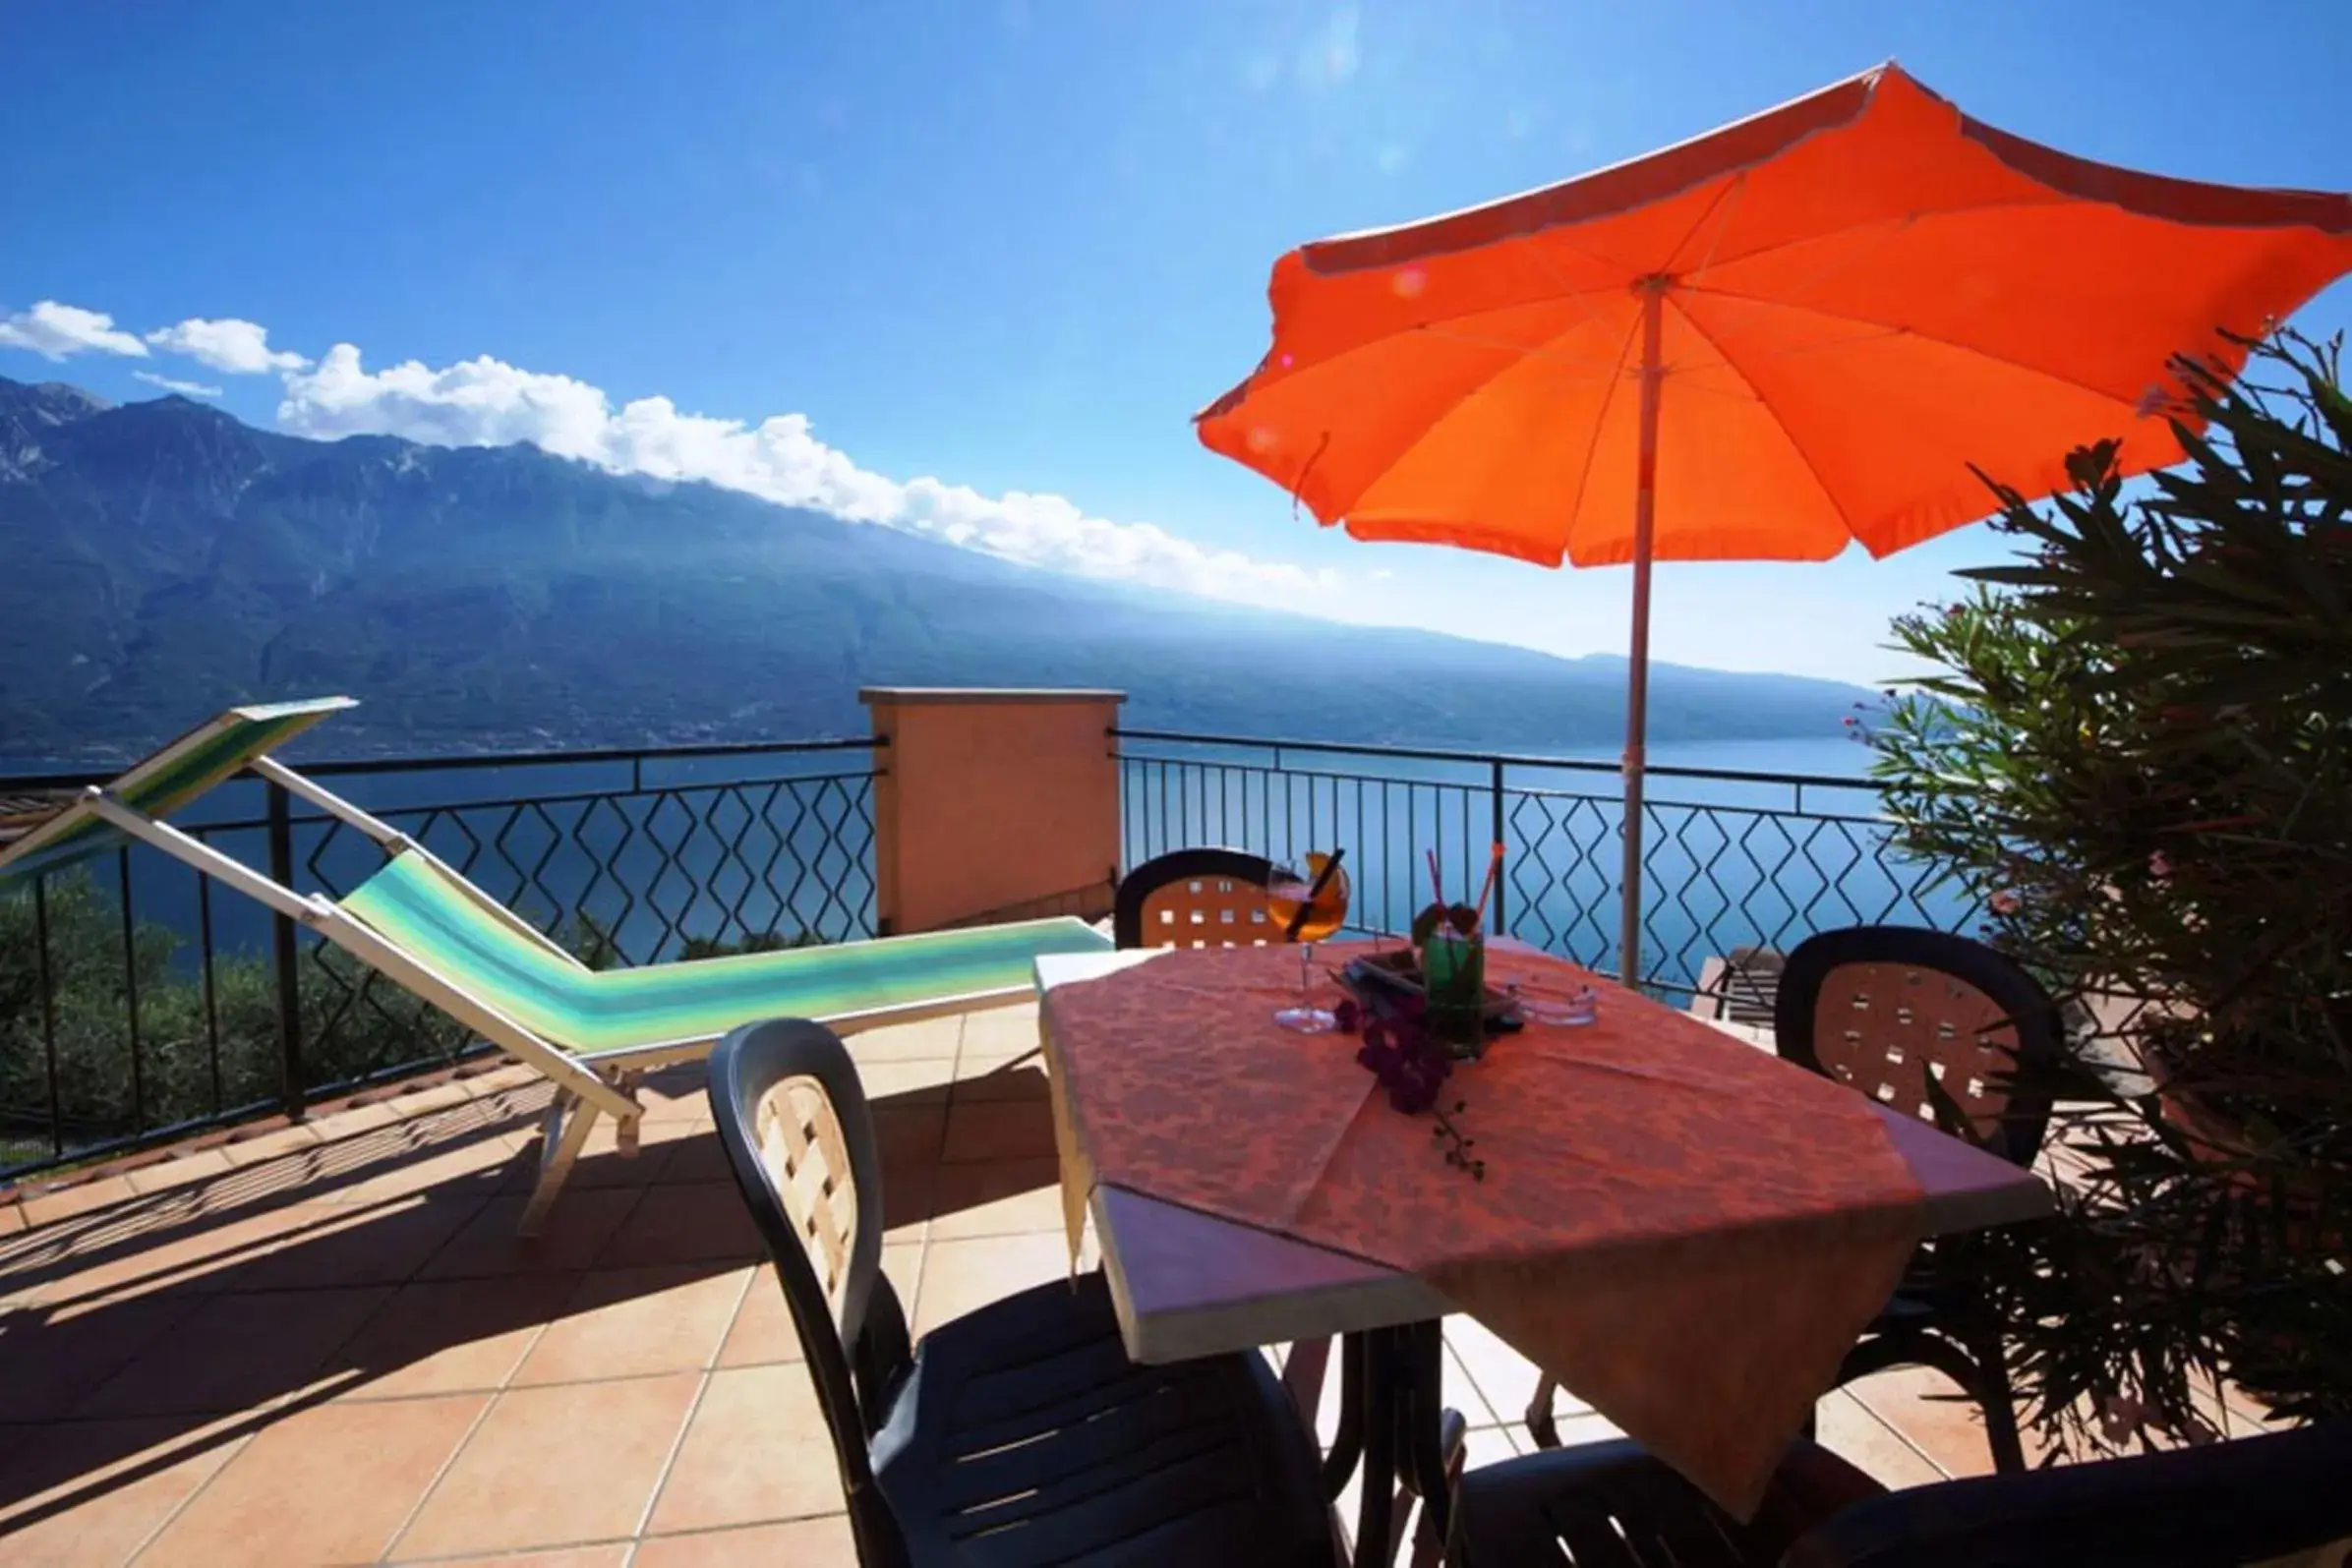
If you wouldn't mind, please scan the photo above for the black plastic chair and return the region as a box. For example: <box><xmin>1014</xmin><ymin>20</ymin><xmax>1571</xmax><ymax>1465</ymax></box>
<box><xmin>1113</xmin><ymin>847</ymin><xmax>1278</xmax><ymax>949</ymax></box>
<box><xmin>707</xmin><ymin>1016</ymin><xmax>1335</xmax><ymax>1568</ymax></box>
<box><xmin>1782</xmin><ymin>926</ymin><xmax>2063</xmax><ymax>1476</ymax></box>
<box><xmin>1450</xmin><ymin>1423</ymin><xmax>2352</xmax><ymax>1567</ymax></box>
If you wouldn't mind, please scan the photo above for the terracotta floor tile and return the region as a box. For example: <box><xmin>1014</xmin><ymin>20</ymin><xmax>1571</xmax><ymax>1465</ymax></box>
<box><xmin>855</xmin><ymin>1058</ymin><xmax>959</xmax><ymax>1108</ymax></box>
<box><xmin>0</xmin><ymin>1416</ymin><xmax>248</xmax><ymax>1568</ymax></box>
<box><xmin>220</xmin><ymin>1195</ymin><xmax>485</xmax><ymax>1292</ymax></box>
<box><xmin>595</xmin><ymin>1183</ymin><xmax>763</xmax><ymax>1268</ymax></box>
<box><xmin>551</xmin><ymin>1114</ymin><xmax>709</xmax><ymax>1190</ymax></box>
<box><xmin>912</xmin><ymin>1235</ymin><xmax>1069</xmax><ymax>1337</ymax></box>
<box><xmin>923</xmin><ymin>1158</ymin><xmax>1064</xmax><ymax>1241</ymax></box>
<box><xmin>633</xmin><ymin>1515</ymin><xmax>857</xmax><ymax>1567</ymax></box>
<box><xmin>877</xmin><ymin>1165</ymin><xmax>934</xmax><ymax>1244</ymax></box>
<box><xmin>637</xmin><ymin>1064</ymin><xmax>714</xmax><ymax>1122</ymax></box>
<box><xmin>1461</xmin><ymin>1423</ymin><xmax>1523</xmax><ymax>1468</ymax></box>
<box><xmin>309</xmin><ymin>1099</ymin><xmax>404</xmax><ymax>1136</ymax></box>
<box><xmin>0</xmin><ymin>1206</ymin><xmax>24</xmax><ymax>1238</ymax></box>
<box><xmin>511</xmin><ymin>1265</ymin><xmax>747</xmax><ymax>1386</ymax></box>
<box><xmin>391</xmin><ymin>1373</ymin><xmax>699</xmax><ymax>1558</ymax></box>
<box><xmin>958</xmin><ymin>1003</ymin><xmax>1042</xmax><ymax>1063</ymax></box>
<box><xmin>843</xmin><ymin>1018</ymin><xmax>962</xmax><ymax>1063</ymax></box>
<box><xmin>872</xmin><ymin>1102</ymin><xmax>946</xmax><ymax>1180</ymax></box>
<box><xmin>391</xmin><ymin>1548</ymin><xmax>627</xmax><ymax>1568</ymax></box>
<box><xmin>420</xmin><ymin>1188</ymin><xmax>642</xmax><ymax>1279</ymax></box>
<box><xmin>657</xmin><ymin>1126</ymin><xmax>735</xmax><ymax>1187</ymax></box>
<box><xmin>949</xmin><ymin>1058</ymin><xmax>1052</xmax><ymax>1104</ymax></box>
<box><xmin>75</xmin><ymin>1286</ymin><xmax>391</xmax><ymax>1418</ymax></box>
<box><xmin>336</xmin><ymin>1273</ymin><xmax>582</xmax><ymax>1399</ymax></box>
<box><xmin>217</xmin><ymin>1122</ymin><xmax>323</xmax><ymax>1169</ymax></box>
<box><xmin>1845</xmin><ymin>1366</ymin><xmax>1998</xmax><ymax>1480</ymax></box>
<box><xmin>20</xmin><ymin>1176</ymin><xmax>143</xmax><ymax>1230</ymax></box>
<box><xmin>881</xmin><ymin>1244</ymin><xmax>924</xmax><ymax>1324</ymax></box>
<box><xmin>123</xmin><ymin>1149</ymin><xmax>236</xmax><ymax>1196</ymax></box>
<box><xmin>716</xmin><ymin>1273</ymin><xmax>805</xmax><ymax>1368</ymax></box>
<box><xmin>939</xmin><ymin>1100</ymin><xmax>1056</xmax><ymax>1164</ymax></box>
<box><xmin>393</xmin><ymin>1548</ymin><xmax>628</xmax><ymax>1568</ymax></box>
<box><xmin>19</xmin><ymin>1198</ymin><xmax>337</xmax><ymax>1306</ymax></box>
<box><xmin>138</xmin><ymin>1391</ymin><xmax>489</xmax><ymax>1566</ymax></box>
<box><xmin>1542</xmin><ymin>1411</ymin><xmax>1627</xmax><ymax>1449</ymax></box>
<box><xmin>312</xmin><ymin>1132</ymin><xmax>532</xmax><ymax>1207</ymax></box>
<box><xmin>0</xmin><ymin>1293</ymin><xmax>200</xmax><ymax>1423</ymax></box>
<box><xmin>648</xmin><ymin>1365</ymin><xmax>844</xmax><ymax>1533</ymax></box>
<box><xmin>1443</xmin><ymin>1344</ymin><xmax>1500</xmax><ymax>1429</ymax></box>
<box><xmin>1445</xmin><ymin>1316</ymin><xmax>1590</xmax><ymax>1431</ymax></box>
<box><xmin>382</xmin><ymin>1080</ymin><xmax>481</xmax><ymax>1120</ymax></box>
<box><xmin>1814</xmin><ymin>1389</ymin><xmax>1943</xmax><ymax>1490</ymax></box>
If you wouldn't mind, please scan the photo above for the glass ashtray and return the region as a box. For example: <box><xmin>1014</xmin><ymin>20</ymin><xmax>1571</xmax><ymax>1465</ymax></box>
<box><xmin>1508</xmin><ymin>982</ymin><xmax>1599</xmax><ymax>1027</ymax></box>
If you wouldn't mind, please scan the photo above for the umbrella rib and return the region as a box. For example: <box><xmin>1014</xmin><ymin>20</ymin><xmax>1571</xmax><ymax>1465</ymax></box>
<box><xmin>1666</xmin><ymin>297</ymin><xmax>1859</xmax><ymax>549</ymax></box>
<box><xmin>1556</xmin><ymin>309</ymin><xmax>1646</xmax><ymax>556</ymax></box>
<box><xmin>1680</xmin><ymin>279</ymin><xmax>2154</xmax><ymax>409</ymax></box>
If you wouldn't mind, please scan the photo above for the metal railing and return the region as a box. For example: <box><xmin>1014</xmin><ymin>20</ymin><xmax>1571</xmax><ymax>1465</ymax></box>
<box><xmin>0</xmin><ymin>736</ymin><xmax>880</xmax><ymax>1179</ymax></box>
<box><xmin>1112</xmin><ymin>728</ymin><xmax>1975</xmax><ymax>998</ymax></box>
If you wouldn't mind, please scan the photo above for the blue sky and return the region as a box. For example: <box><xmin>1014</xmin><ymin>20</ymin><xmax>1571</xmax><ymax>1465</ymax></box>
<box><xmin>4</xmin><ymin>0</ymin><xmax>2349</xmax><ymax>684</ymax></box>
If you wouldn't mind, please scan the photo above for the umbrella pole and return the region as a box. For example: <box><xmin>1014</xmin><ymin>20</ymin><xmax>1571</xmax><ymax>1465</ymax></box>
<box><xmin>1620</xmin><ymin>279</ymin><xmax>1667</xmax><ymax>989</ymax></box>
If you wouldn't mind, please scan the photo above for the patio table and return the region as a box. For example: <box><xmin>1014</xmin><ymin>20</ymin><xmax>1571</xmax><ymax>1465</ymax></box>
<box><xmin>1033</xmin><ymin>944</ymin><xmax>2051</xmax><ymax>1565</ymax></box>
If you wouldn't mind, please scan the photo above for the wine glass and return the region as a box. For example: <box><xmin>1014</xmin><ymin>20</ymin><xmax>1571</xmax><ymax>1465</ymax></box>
<box><xmin>1266</xmin><ymin>850</ymin><xmax>1350</xmax><ymax>1032</ymax></box>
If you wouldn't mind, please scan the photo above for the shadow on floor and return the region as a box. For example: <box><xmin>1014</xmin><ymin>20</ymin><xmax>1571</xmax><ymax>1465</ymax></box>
<box><xmin>0</xmin><ymin>1064</ymin><xmax>1066</xmax><ymax>1533</ymax></box>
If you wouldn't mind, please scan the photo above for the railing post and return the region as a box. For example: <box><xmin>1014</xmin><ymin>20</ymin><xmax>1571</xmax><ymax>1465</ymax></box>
<box><xmin>1489</xmin><ymin>758</ymin><xmax>1507</xmax><ymax>936</ymax></box>
<box><xmin>267</xmin><ymin>781</ymin><xmax>305</xmax><ymax>1121</ymax></box>
<box><xmin>33</xmin><ymin>878</ymin><xmax>62</xmax><ymax>1158</ymax></box>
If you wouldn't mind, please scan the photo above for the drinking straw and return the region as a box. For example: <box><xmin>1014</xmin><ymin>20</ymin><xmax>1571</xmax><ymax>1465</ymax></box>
<box><xmin>1425</xmin><ymin>846</ymin><xmax>1445</xmax><ymax>908</ymax></box>
<box><xmin>1469</xmin><ymin>842</ymin><xmax>1503</xmax><ymax>934</ymax></box>
<box><xmin>1284</xmin><ymin>847</ymin><xmax>1347</xmax><ymax>942</ymax></box>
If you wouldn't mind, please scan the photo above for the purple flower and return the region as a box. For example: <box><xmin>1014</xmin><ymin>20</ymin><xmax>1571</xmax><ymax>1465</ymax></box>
<box><xmin>1333</xmin><ymin>998</ymin><xmax>1363</xmax><ymax>1034</ymax></box>
<box><xmin>1386</xmin><ymin>1064</ymin><xmax>1443</xmax><ymax>1114</ymax></box>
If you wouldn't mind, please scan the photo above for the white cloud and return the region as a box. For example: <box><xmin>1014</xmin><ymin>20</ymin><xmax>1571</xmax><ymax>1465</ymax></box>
<box><xmin>146</xmin><ymin>317</ymin><xmax>308</xmax><ymax>374</ymax></box>
<box><xmin>278</xmin><ymin>343</ymin><xmax>1336</xmax><ymax>607</ymax></box>
<box><xmin>0</xmin><ymin>301</ymin><xmax>149</xmax><ymax>361</ymax></box>
<box><xmin>133</xmin><ymin>371</ymin><xmax>224</xmax><ymax>398</ymax></box>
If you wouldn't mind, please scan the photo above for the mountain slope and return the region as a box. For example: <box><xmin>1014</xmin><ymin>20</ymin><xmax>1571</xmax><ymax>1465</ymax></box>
<box><xmin>0</xmin><ymin>377</ymin><xmax>1875</xmax><ymax>763</ymax></box>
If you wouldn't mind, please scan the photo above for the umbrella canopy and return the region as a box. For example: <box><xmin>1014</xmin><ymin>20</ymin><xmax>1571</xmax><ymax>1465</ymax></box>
<box><xmin>1196</xmin><ymin>62</ymin><xmax>2352</xmax><ymax>984</ymax></box>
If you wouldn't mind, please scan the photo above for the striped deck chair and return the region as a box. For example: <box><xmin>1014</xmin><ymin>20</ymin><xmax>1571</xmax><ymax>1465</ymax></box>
<box><xmin>0</xmin><ymin>699</ymin><xmax>1112</xmax><ymax>1231</ymax></box>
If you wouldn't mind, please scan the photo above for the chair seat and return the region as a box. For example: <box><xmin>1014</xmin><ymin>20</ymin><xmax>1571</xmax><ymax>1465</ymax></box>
<box><xmin>870</xmin><ymin>1271</ymin><xmax>1332</xmax><ymax>1568</ymax></box>
<box><xmin>1454</xmin><ymin>1438</ymin><xmax>1884</xmax><ymax>1568</ymax></box>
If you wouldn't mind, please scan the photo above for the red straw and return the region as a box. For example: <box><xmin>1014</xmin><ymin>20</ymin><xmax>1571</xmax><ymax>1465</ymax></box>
<box><xmin>1425</xmin><ymin>846</ymin><xmax>1445</xmax><ymax>907</ymax></box>
<box><xmin>1469</xmin><ymin>842</ymin><xmax>1503</xmax><ymax>932</ymax></box>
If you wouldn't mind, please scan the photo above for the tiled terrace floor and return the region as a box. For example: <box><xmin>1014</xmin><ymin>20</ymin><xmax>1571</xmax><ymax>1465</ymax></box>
<box><xmin>0</xmin><ymin>1003</ymin><xmax>2262</xmax><ymax>1566</ymax></box>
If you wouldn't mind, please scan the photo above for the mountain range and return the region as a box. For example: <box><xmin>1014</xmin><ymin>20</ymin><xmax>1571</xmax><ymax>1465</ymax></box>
<box><xmin>0</xmin><ymin>375</ymin><xmax>1878</xmax><ymax>766</ymax></box>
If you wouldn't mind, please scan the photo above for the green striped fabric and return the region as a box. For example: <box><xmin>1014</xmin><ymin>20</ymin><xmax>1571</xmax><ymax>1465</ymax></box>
<box><xmin>0</xmin><ymin>698</ymin><xmax>355</xmax><ymax>886</ymax></box>
<box><xmin>337</xmin><ymin>851</ymin><xmax>1112</xmax><ymax>1058</ymax></box>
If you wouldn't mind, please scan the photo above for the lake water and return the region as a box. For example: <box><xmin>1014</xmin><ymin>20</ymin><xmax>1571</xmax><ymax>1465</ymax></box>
<box><xmin>17</xmin><ymin>728</ymin><xmax>1969</xmax><ymax>1000</ymax></box>
<box><xmin>1115</xmin><ymin>733</ymin><xmax>1968</xmax><ymax>993</ymax></box>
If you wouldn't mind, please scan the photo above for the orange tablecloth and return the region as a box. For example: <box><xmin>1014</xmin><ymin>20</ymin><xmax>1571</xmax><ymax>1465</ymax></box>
<box><xmin>1040</xmin><ymin>943</ymin><xmax>1924</xmax><ymax>1517</ymax></box>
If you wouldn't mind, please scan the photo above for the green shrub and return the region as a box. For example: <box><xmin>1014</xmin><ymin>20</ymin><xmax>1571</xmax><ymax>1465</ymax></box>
<box><xmin>1873</xmin><ymin>330</ymin><xmax>2352</xmax><ymax>1447</ymax></box>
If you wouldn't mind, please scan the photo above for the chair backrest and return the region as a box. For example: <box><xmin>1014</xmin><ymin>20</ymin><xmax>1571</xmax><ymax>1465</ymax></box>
<box><xmin>709</xmin><ymin>1018</ymin><xmax>914</xmax><ymax>1568</ymax></box>
<box><xmin>0</xmin><ymin>696</ymin><xmax>353</xmax><ymax>887</ymax></box>
<box><xmin>1785</xmin><ymin>1421</ymin><xmax>2352</xmax><ymax>1568</ymax></box>
<box><xmin>1775</xmin><ymin>927</ymin><xmax>2060</xmax><ymax>1166</ymax></box>
<box><xmin>1113</xmin><ymin>847</ymin><xmax>1277</xmax><ymax>949</ymax></box>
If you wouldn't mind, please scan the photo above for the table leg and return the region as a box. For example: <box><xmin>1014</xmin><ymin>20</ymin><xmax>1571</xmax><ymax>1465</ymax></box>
<box><xmin>1353</xmin><ymin>1329</ymin><xmax>1397</xmax><ymax>1568</ymax></box>
<box><xmin>1323</xmin><ymin>1331</ymin><xmax>1367</xmax><ymax>1500</ymax></box>
<box><xmin>1397</xmin><ymin>1320</ymin><xmax>1452</xmax><ymax>1542</ymax></box>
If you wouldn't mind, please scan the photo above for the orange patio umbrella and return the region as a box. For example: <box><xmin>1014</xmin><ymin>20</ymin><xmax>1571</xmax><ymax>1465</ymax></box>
<box><xmin>1196</xmin><ymin>62</ymin><xmax>2352</xmax><ymax>986</ymax></box>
